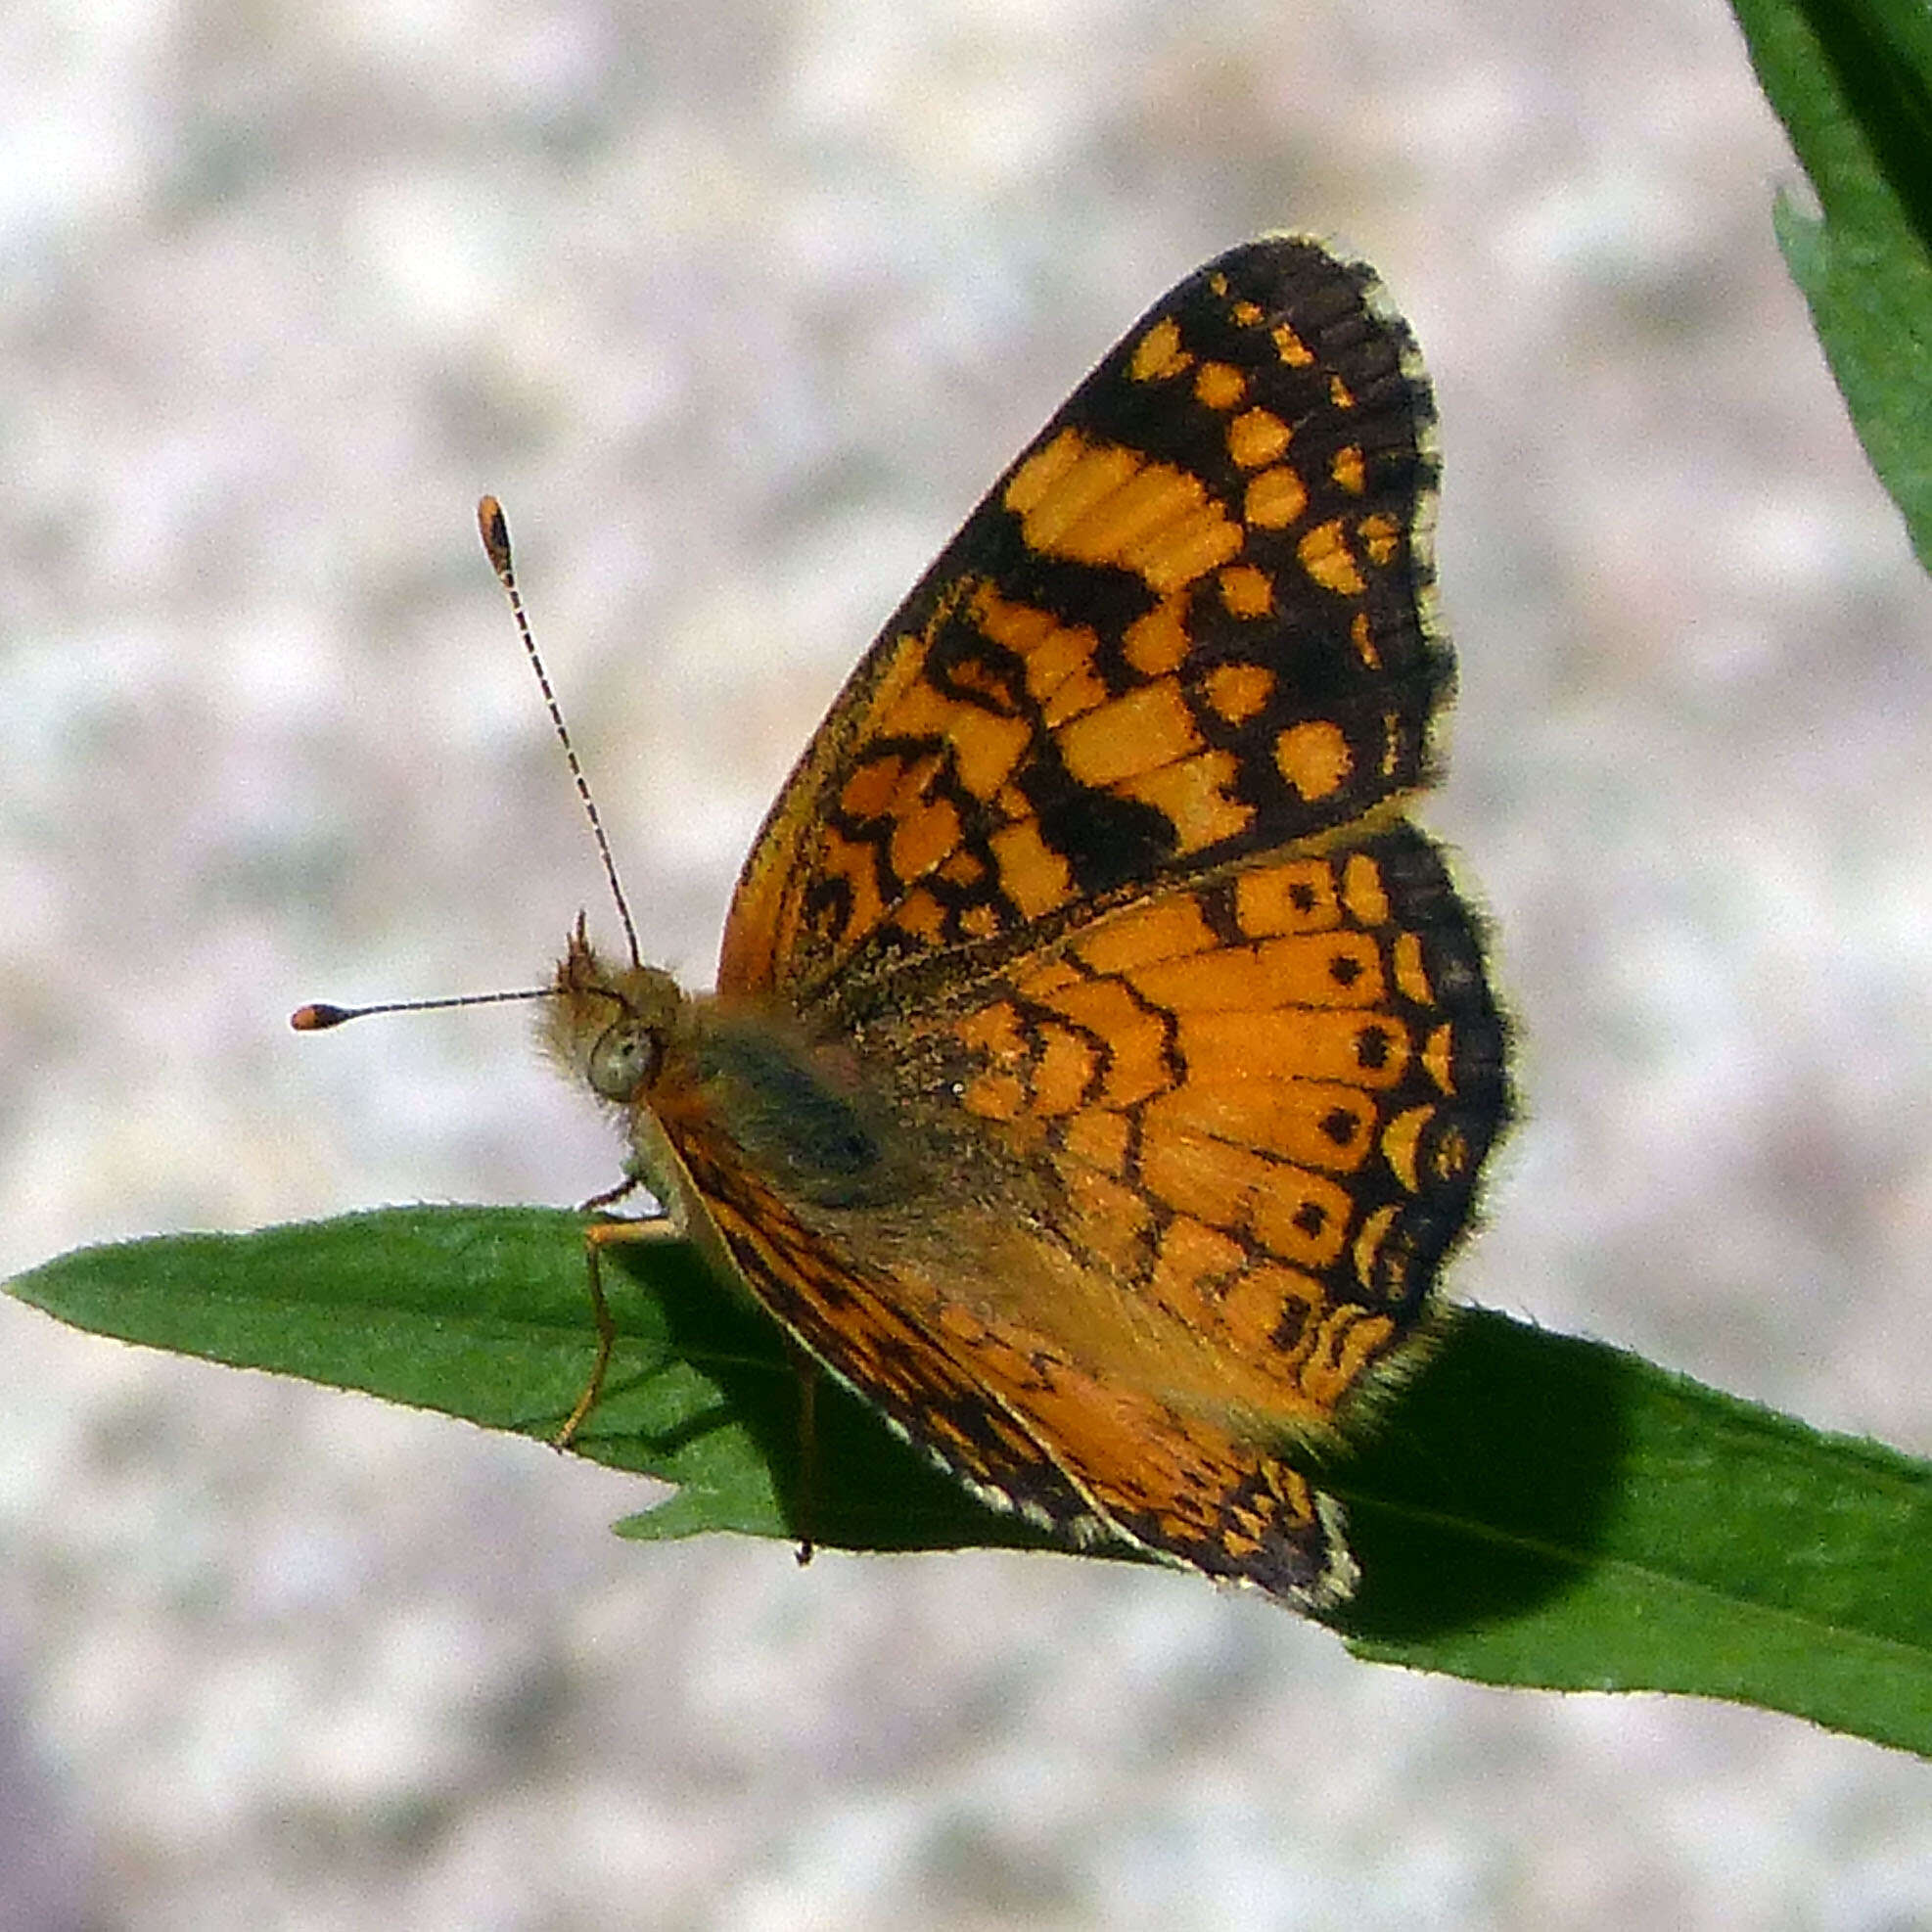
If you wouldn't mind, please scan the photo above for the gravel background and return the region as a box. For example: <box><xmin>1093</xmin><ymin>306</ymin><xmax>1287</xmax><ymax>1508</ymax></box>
<box><xmin>5</xmin><ymin>2</ymin><xmax>1932</xmax><ymax>1926</ymax></box>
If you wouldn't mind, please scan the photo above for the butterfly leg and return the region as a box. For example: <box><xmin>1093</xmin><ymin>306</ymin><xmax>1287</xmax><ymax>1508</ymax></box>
<box><xmin>786</xmin><ymin>1338</ymin><xmax>818</xmax><ymax>1567</ymax></box>
<box><xmin>559</xmin><ymin>1115</ymin><xmax>752</xmax><ymax>1449</ymax></box>
<box><xmin>553</xmin><ymin>1212</ymin><xmax>679</xmax><ymax>1449</ymax></box>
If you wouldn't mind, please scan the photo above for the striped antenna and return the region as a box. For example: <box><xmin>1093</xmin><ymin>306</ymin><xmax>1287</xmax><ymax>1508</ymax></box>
<box><xmin>478</xmin><ymin>495</ymin><xmax>642</xmax><ymax>970</ymax></box>
<box><xmin>291</xmin><ymin>989</ymin><xmax>554</xmax><ymax>1032</ymax></box>
<box><xmin>290</xmin><ymin>496</ymin><xmax>642</xmax><ymax>1033</ymax></box>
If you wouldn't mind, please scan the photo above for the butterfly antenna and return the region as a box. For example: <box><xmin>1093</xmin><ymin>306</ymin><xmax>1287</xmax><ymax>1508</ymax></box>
<box><xmin>478</xmin><ymin>494</ymin><xmax>643</xmax><ymax>971</ymax></box>
<box><xmin>292</xmin><ymin>988</ymin><xmax>555</xmax><ymax>1032</ymax></box>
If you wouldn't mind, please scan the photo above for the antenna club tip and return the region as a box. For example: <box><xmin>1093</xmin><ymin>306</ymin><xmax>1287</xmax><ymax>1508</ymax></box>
<box><xmin>291</xmin><ymin>1003</ymin><xmax>350</xmax><ymax>1032</ymax></box>
<box><xmin>477</xmin><ymin>495</ymin><xmax>513</xmax><ymax>578</ymax></box>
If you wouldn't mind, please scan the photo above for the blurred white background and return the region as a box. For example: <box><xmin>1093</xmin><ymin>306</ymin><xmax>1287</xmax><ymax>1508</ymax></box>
<box><xmin>4</xmin><ymin>1</ymin><xmax>1930</xmax><ymax>1925</ymax></box>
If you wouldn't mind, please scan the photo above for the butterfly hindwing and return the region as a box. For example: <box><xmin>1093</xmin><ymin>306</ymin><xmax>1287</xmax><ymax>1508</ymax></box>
<box><xmin>878</xmin><ymin>825</ymin><xmax>1508</xmax><ymax>1425</ymax></box>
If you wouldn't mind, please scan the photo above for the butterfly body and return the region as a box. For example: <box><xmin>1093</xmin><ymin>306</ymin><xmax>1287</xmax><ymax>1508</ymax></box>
<box><xmin>548</xmin><ymin>239</ymin><xmax>1508</xmax><ymax>1610</ymax></box>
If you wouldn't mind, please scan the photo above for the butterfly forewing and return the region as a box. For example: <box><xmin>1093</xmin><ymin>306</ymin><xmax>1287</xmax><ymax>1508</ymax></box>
<box><xmin>717</xmin><ymin>237</ymin><xmax>1449</xmax><ymax>1014</ymax></box>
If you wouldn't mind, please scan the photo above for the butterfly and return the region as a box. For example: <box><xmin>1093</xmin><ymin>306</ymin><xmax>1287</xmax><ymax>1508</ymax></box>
<box><xmin>537</xmin><ymin>237</ymin><xmax>1507</xmax><ymax>1612</ymax></box>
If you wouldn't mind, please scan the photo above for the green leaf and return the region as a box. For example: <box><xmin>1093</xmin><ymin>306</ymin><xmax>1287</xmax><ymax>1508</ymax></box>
<box><xmin>6</xmin><ymin>1208</ymin><xmax>1063</xmax><ymax>1558</ymax></box>
<box><xmin>10</xmin><ymin>1208</ymin><xmax>1931</xmax><ymax>1756</ymax></box>
<box><xmin>1728</xmin><ymin>0</ymin><xmax>1932</xmax><ymax>566</ymax></box>
<box><xmin>1329</xmin><ymin>1316</ymin><xmax>1932</xmax><ymax>1756</ymax></box>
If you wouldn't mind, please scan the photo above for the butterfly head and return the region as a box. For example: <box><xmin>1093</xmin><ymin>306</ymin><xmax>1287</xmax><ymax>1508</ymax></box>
<box><xmin>541</xmin><ymin>913</ymin><xmax>687</xmax><ymax>1107</ymax></box>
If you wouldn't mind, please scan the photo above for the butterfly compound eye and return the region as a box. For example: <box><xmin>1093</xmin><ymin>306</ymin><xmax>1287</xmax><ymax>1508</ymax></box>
<box><xmin>587</xmin><ymin>1021</ymin><xmax>660</xmax><ymax>1101</ymax></box>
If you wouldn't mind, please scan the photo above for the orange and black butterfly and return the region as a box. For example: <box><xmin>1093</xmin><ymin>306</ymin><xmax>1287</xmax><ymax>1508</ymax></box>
<box><xmin>529</xmin><ymin>238</ymin><xmax>1508</xmax><ymax>1611</ymax></box>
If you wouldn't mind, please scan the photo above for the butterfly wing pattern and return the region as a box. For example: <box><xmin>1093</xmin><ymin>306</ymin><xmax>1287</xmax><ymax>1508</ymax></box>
<box><xmin>594</xmin><ymin>239</ymin><xmax>1507</xmax><ymax>1610</ymax></box>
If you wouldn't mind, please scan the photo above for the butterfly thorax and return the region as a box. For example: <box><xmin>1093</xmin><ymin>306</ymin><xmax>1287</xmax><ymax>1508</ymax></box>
<box><xmin>542</xmin><ymin>918</ymin><xmax>946</xmax><ymax>1229</ymax></box>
